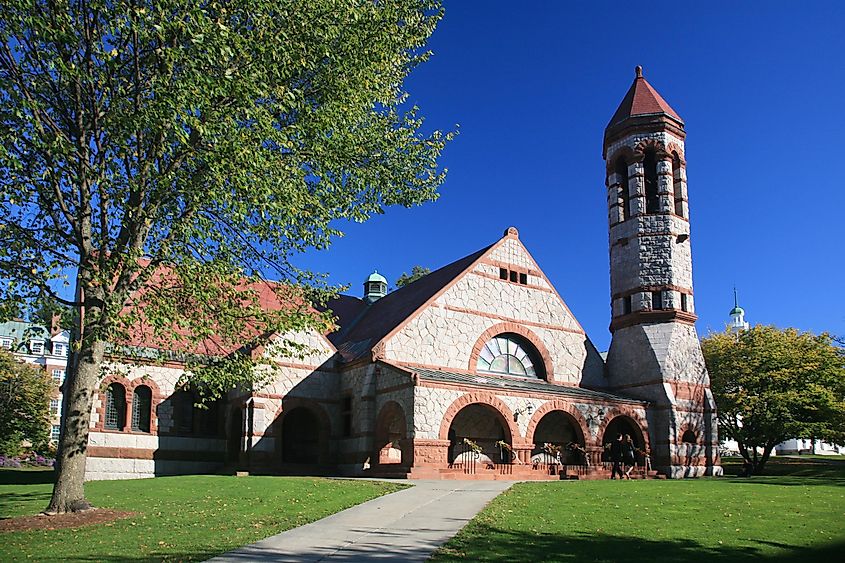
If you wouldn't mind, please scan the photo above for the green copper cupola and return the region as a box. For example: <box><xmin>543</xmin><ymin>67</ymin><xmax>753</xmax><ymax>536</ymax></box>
<box><xmin>364</xmin><ymin>271</ymin><xmax>388</xmax><ymax>303</ymax></box>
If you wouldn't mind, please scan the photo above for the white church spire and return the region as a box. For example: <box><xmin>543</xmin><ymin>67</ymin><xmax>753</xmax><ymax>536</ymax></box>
<box><xmin>728</xmin><ymin>287</ymin><xmax>749</xmax><ymax>334</ymax></box>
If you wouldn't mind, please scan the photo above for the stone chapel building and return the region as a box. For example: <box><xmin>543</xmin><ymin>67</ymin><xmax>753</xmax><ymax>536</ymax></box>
<box><xmin>84</xmin><ymin>68</ymin><xmax>722</xmax><ymax>481</ymax></box>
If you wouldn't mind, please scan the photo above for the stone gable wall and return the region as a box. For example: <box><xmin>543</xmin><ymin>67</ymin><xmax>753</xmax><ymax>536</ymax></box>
<box><xmin>385</xmin><ymin>239</ymin><xmax>604</xmax><ymax>385</ymax></box>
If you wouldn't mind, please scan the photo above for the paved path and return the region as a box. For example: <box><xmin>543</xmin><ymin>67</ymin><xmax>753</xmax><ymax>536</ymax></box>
<box><xmin>208</xmin><ymin>480</ymin><xmax>512</xmax><ymax>562</ymax></box>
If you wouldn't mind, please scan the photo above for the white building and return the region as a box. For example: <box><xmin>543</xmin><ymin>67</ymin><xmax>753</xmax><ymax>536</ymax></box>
<box><xmin>0</xmin><ymin>318</ymin><xmax>70</xmax><ymax>443</ymax></box>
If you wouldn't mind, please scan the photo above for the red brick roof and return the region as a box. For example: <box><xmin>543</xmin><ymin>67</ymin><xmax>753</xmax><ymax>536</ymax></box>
<box><xmin>607</xmin><ymin>66</ymin><xmax>683</xmax><ymax>128</ymax></box>
<box><xmin>121</xmin><ymin>265</ymin><xmax>313</xmax><ymax>359</ymax></box>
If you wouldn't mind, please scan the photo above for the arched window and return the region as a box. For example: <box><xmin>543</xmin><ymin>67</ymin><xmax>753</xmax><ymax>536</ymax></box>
<box><xmin>672</xmin><ymin>152</ymin><xmax>684</xmax><ymax>217</ymax></box>
<box><xmin>643</xmin><ymin>148</ymin><xmax>660</xmax><ymax>213</ymax></box>
<box><xmin>131</xmin><ymin>385</ymin><xmax>152</xmax><ymax>432</ymax></box>
<box><xmin>614</xmin><ymin>157</ymin><xmax>631</xmax><ymax>220</ymax></box>
<box><xmin>682</xmin><ymin>429</ymin><xmax>697</xmax><ymax>444</ymax></box>
<box><xmin>476</xmin><ymin>334</ymin><xmax>544</xmax><ymax>379</ymax></box>
<box><xmin>173</xmin><ymin>390</ymin><xmax>195</xmax><ymax>434</ymax></box>
<box><xmin>105</xmin><ymin>383</ymin><xmax>126</xmax><ymax>430</ymax></box>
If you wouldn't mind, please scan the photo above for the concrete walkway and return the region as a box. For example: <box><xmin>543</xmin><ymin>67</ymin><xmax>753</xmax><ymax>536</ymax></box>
<box><xmin>208</xmin><ymin>480</ymin><xmax>513</xmax><ymax>562</ymax></box>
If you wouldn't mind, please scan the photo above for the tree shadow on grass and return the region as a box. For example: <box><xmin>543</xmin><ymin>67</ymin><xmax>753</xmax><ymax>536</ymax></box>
<box><xmin>722</xmin><ymin>476</ymin><xmax>845</xmax><ymax>487</ymax></box>
<box><xmin>435</xmin><ymin>526</ymin><xmax>845</xmax><ymax>562</ymax></box>
<box><xmin>0</xmin><ymin>468</ymin><xmax>56</xmax><ymax>486</ymax></box>
<box><xmin>0</xmin><ymin>490</ymin><xmax>53</xmax><ymax>518</ymax></box>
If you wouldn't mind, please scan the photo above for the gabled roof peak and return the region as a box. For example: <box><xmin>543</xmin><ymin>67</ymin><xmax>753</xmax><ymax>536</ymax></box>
<box><xmin>606</xmin><ymin>66</ymin><xmax>683</xmax><ymax>131</ymax></box>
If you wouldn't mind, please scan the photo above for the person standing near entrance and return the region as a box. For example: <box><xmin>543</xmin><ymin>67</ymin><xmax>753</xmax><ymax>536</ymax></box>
<box><xmin>623</xmin><ymin>434</ymin><xmax>637</xmax><ymax>478</ymax></box>
<box><xmin>610</xmin><ymin>433</ymin><xmax>624</xmax><ymax>479</ymax></box>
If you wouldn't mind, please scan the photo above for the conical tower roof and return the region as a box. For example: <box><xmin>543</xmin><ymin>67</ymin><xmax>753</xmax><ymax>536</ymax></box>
<box><xmin>607</xmin><ymin>66</ymin><xmax>683</xmax><ymax>130</ymax></box>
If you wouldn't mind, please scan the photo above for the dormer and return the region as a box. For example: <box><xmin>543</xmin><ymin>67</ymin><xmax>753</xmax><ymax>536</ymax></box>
<box><xmin>29</xmin><ymin>339</ymin><xmax>45</xmax><ymax>355</ymax></box>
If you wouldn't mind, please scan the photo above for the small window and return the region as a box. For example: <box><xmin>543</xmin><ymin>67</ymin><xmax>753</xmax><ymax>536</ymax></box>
<box><xmin>51</xmin><ymin>425</ymin><xmax>61</xmax><ymax>442</ymax></box>
<box><xmin>682</xmin><ymin>429</ymin><xmax>697</xmax><ymax>444</ymax></box>
<box><xmin>499</xmin><ymin>268</ymin><xmax>508</xmax><ymax>280</ymax></box>
<box><xmin>52</xmin><ymin>369</ymin><xmax>64</xmax><ymax>384</ymax></box>
<box><xmin>680</xmin><ymin>293</ymin><xmax>688</xmax><ymax>312</ymax></box>
<box><xmin>132</xmin><ymin>385</ymin><xmax>152</xmax><ymax>433</ymax></box>
<box><xmin>105</xmin><ymin>383</ymin><xmax>126</xmax><ymax>430</ymax></box>
<box><xmin>0</xmin><ymin>338</ymin><xmax>12</xmax><ymax>350</ymax></box>
<box><xmin>509</xmin><ymin>270</ymin><xmax>518</xmax><ymax>283</ymax></box>
<box><xmin>518</xmin><ymin>272</ymin><xmax>527</xmax><ymax>285</ymax></box>
<box><xmin>623</xmin><ymin>295</ymin><xmax>632</xmax><ymax>315</ymax></box>
<box><xmin>50</xmin><ymin>399</ymin><xmax>60</xmax><ymax>415</ymax></box>
<box><xmin>341</xmin><ymin>396</ymin><xmax>353</xmax><ymax>437</ymax></box>
<box><xmin>652</xmin><ymin>291</ymin><xmax>663</xmax><ymax>310</ymax></box>
<box><xmin>30</xmin><ymin>340</ymin><xmax>44</xmax><ymax>355</ymax></box>
<box><xmin>52</xmin><ymin>342</ymin><xmax>66</xmax><ymax>357</ymax></box>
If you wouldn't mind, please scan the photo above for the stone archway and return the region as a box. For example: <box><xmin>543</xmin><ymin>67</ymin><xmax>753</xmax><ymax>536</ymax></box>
<box><xmin>446</xmin><ymin>403</ymin><xmax>512</xmax><ymax>464</ymax></box>
<box><xmin>600</xmin><ymin>415</ymin><xmax>647</xmax><ymax>463</ymax></box>
<box><xmin>374</xmin><ymin>401</ymin><xmax>408</xmax><ymax>466</ymax></box>
<box><xmin>530</xmin><ymin>410</ymin><xmax>586</xmax><ymax>464</ymax></box>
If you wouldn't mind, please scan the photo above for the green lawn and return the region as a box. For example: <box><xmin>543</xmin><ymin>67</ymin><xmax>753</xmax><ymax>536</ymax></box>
<box><xmin>0</xmin><ymin>470</ymin><xmax>404</xmax><ymax>562</ymax></box>
<box><xmin>433</xmin><ymin>467</ymin><xmax>845</xmax><ymax>562</ymax></box>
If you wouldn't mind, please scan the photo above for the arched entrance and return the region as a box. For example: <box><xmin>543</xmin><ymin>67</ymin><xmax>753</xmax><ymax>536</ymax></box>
<box><xmin>601</xmin><ymin>415</ymin><xmax>646</xmax><ymax>462</ymax></box>
<box><xmin>281</xmin><ymin>407</ymin><xmax>324</xmax><ymax>464</ymax></box>
<box><xmin>374</xmin><ymin>402</ymin><xmax>407</xmax><ymax>465</ymax></box>
<box><xmin>447</xmin><ymin>403</ymin><xmax>512</xmax><ymax>464</ymax></box>
<box><xmin>531</xmin><ymin>410</ymin><xmax>586</xmax><ymax>464</ymax></box>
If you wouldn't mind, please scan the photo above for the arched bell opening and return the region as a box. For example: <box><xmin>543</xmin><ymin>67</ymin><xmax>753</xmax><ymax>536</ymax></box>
<box><xmin>447</xmin><ymin>403</ymin><xmax>513</xmax><ymax>465</ymax></box>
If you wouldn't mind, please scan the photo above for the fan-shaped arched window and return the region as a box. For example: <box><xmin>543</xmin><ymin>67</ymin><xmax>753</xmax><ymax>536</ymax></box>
<box><xmin>105</xmin><ymin>383</ymin><xmax>126</xmax><ymax>430</ymax></box>
<box><xmin>476</xmin><ymin>334</ymin><xmax>543</xmax><ymax>379</ymax></box>
<box><xmin>132</xmin><ymin>385</ymin><xmax>152</xmax><ymax>433</ymax></box>
<box><xmin>682</xmin><ymin>429</ymin><xmax>697</xmax><ymax>444</ymax></box>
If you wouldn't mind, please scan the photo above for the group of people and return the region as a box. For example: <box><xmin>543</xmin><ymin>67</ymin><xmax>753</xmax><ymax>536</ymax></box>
<box><xmin>609</xmin><ymin>433</ymin><xmax>646</xmax><ymax>479</ymax></box>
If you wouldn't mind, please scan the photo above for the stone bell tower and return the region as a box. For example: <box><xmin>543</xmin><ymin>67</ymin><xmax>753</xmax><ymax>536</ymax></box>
<box><xmin>603</xmin><ymin>66</ymin><xmax>721</xmax><ymax>478</ymax></box>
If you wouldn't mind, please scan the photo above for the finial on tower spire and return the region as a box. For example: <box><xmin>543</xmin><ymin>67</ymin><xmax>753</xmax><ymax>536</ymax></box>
<box><xmin>733</xmin><ymin>286</ymin><xmax>739</xmax><ymax>308</ymax></box>
<box><xmin>635</xmin><ymin>65</ymin><xmax>643</xmax><ymax>78</ymax></box>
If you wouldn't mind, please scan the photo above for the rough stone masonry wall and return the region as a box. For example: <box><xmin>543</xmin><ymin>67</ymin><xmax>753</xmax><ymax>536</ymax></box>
<box><xmin>385</xmin><ymin>237</ymin><xmax>605</xmax><ymax>386</ymax></box>
<box><xmin>249</xmin><ymin>330</ymin><xmax>339</xmax><ymax>463</ymax></box>
<box><xmin>606</xmin><ymin>287</ymin><xmax>720</xmax><ymax>475</ymax></box>
<box><xmin>606</xmin><ymin>130</ymin><xmax>694</xmax><ymax>317</ymax></box>
<box><xmin>412</xmin><ymin>386</ymin><xmax>647</xmax><ymax>444</ymax></box>
<box><xmin>88</xmin><ymin>328</ymin><xmax>339</xmax><ymax>480</ymax></box>
<box><xmin>334</xmin><ymin>363</ymin><xmax>414</xmax><ymax>473</ymax></box>
<box><xmin>86</xmin><ymin>361</ymin><xmax>226</xmax><ymax>480</ymax></box>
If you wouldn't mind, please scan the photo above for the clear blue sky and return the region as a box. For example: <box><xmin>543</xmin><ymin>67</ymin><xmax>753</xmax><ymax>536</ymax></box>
<box><xmin>294</xmin><ymin>1</ymin><xmax>845</xmax><ymax>351</ymax></box>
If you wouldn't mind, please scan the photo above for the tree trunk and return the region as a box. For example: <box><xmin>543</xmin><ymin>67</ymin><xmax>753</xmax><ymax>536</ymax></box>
<box><xmin>45</xmin><ymin>335</ymin><xmax>106</xmax><ymax>514</ymax></box>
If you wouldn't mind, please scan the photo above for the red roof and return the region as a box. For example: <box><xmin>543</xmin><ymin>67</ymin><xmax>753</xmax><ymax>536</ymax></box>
<box><xmin>120</xmin><ymin>263</ymin><xmax>317</xmax><ymax>359</ymax></box>
<box><xmin>607</xmin><ymin>66</ymin><xmax>683</xmax><ymax>129</ymax></box>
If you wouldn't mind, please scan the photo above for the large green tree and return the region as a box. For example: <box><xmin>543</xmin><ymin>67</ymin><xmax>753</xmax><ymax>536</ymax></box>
<box><xmin>702</xmin><ymin>326</ymin><xmax>845</xmax><ymax>474</ymax></box>
<box><xmin>0</xmin><ymin>0</ymin><xmax>452</xmax><ymax>513</ymax></box>
<box><xmin>0</xmin><ymin>349</ymin><xmax>53</xmax><ymax>456</ymax></box>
